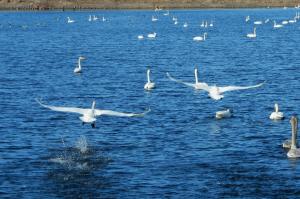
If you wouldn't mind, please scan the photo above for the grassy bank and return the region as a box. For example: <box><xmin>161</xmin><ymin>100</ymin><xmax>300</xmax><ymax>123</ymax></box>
<box><xmin>0</xmin><ymin>0</ymin><xmax>299</xmax><ymax>10</ymax></box>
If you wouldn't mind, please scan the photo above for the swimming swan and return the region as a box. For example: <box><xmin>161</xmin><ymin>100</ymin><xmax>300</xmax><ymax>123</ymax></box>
<box><xmin>193</xmin><ymin>33</ymin><xmax>207</xmax><ymax>41</ymax></box>
<box><xmin>144</xmin><ymin>69</ymin><xmax>155</xmax><ymax>90</ymax></box>
<box><xmin>215</xmin><ymin>109</ymin><xmax>232</xmax><ymax>119</ymax></box>
<box><xmin>36</xmin><ymin>99</ymin><xmax>150</xmax><ymax>128</ymax></box>
<box><xmin>166</xmin><ymin>68</ymin><xmax>208</xmax><ymax>90</ymax></box>
<box><xmin>147</xmin><ymin>32</ymin><xmax>157</xmax><ymax>38</ymax></box>
<box><xmin>273</xmin><ymin>21</ymin><xmax>283</xmax><ymax>28</ymax></box>
<box><xmin>74</xmin><ymin>56</ymin><xmax>85</xmax><ymax>73</ymax></box>
<box><xmin>67</xmin><ymin>17</ymin><xmax>75</xmax><ymax>23</ymax></box>
<box><xmin>269</xmin><ymin>103</ymin><xmax>284</xmax><ymax>120</ymax></box>
<box><xmin>247</xmin><ymin>27</ymin><xmax>256</xmax><ymax>38</ymax></box>
<box><xmin>286</xmin><ymin>116</ymin><xmax>300</xmax><ymax>158</ymax></box>
<box><xmin>167</xmin><ymin>72</ymin><xmax>264</xmax><ymax>100</ymax></box>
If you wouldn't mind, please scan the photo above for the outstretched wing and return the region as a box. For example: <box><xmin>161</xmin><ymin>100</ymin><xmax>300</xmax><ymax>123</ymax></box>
<box><xmin>36</xmin><ymin>99</ymin><xmax>88</xmax><ymax>115</ymax></box>
<box><xmin>166</xmin><ymin>72</ymin><xmax>195</xmax><ymax>88</ymax></box>
<box><xmin>94</xmin><ymin>108</ymin><xmax>151</xmax><ymax>117</ymax></box>
<box><xmin>218</xmin><ymin>82</ymin><xmax>265</xmax><ymax>93</ymax></box>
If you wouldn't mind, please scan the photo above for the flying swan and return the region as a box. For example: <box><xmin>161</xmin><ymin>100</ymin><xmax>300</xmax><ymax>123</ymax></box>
<box><xmin>36</xmin><ymin>99</ymin><xmax>150</xmax><ymax>128</ymax></box>
<box><xmin>167</xmin><ymin>71</ymin><xmax>264</xmax><ymax>100</ymax></box>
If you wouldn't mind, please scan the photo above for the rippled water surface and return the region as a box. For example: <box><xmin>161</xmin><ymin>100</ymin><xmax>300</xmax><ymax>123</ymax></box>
<box><xmin>0</xmin><ymin>9</ymin><xmax>300</xmax><ymax>198</ymax></box>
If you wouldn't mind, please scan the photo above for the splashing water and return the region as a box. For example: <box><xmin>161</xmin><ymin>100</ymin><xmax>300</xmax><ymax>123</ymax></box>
<box><xmin>75</xmin><ymin>135</ymin><xmax>88</xmax><ymax>154</ymax></box>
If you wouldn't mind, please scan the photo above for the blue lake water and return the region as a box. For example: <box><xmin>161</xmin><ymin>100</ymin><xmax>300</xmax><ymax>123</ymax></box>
<box><xmin>0</xmin><ymin>8</ymin><xmax>300</xmax><ymax>198</ymax></box>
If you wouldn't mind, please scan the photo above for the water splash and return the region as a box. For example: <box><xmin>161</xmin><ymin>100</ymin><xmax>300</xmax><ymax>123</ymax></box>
<box><xmin>75</xmin><ymin>135</ymin><xmax>88</xmax><ymax>154</ymax></box>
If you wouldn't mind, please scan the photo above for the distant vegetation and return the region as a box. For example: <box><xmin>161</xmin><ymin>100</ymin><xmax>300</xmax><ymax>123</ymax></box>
<box><xmin>0</xmin><ymin>0</ymin><xmax>299</xmax><ymax>10</ymax></box>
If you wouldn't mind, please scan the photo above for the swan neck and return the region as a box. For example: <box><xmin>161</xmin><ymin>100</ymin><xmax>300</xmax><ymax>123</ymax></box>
<box><xmin>78</xmin><ymin>58</ymin><xmax>82</xmax><ymax>69</ymax></box>
<box><xmin>194</xmin><ymin>69</ymin><xmax>198</xmax><ymax>84</ymax></box>
<box><xmin>147</xmin><ymin>69</ymin><xmax>151</xmax><ymax>83</ymax></box>
<box><xmin>275</xmin><ymin>104</ymin><xmax>279</xmax><ymax>112</ymax></box>
<box><xmin>291</xmin><ymin>116</ymin><xmax>298</xmax><ymax>149</ymax></box>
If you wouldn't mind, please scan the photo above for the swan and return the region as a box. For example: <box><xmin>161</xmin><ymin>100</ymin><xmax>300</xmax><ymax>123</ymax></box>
<box><xmin>183</xmin><ymin>22</ymin><xmax>188</xmax><ymax>27</ymax></box>
<box><xmin>163</xmin><ymin>10</ymin><xmax>169</xmax><ymax>16</ymax></box>
<box><xmin>204</xmin><ymin>21</ymin><xmax>208</xmax><ymax>28</ymax></box>
<box><xmin>286</xmin><ymin>116</ymin><xmax>300</xmax><ymax>158</ymax></box>
<box><xmin>245</xmin><ymin>16</ymin><xmax>250</xmax><ymax>22</ymax></box>
<box><xmin>209</xmin><ymin>21</ymin><xmax>213</xmax><ymax>27</ymax></box>
<box><xmin>166</xmin><ymin>68</ymin><xmax>208</xmax><ymax>90</ymax></box>
<box><xmin>269</xmin><ymin>103</ymin><xmax>284</xmax><ymax>120</ymax></box>
<box><xmin>147</xmin><ymin>32</ymin><xmax>157</xmax><ymax>38</ymax></box>
<box><xmin>93</xmin><ymin>15</ymin><xmax>98</xmax><ymax>21</ymax></box>
<box><xmin>174</xmin><ymin>20</ymin><xmax>178</xmax><ymax>25</ymax></box>
<box><xmin>167</xmin><ymin>72</ymin><xmax>264</xmax><ymax>100</ymax></box>
<box><xmin>273</xmin><ymin>21</ymin><xmax>283</xmax><ymax>28</ymax></box>
<box><xmin>172</xmin><ymin>16</ymin><xmax>177</xmax><ymax>21</ymax></box>
<box><xmin>102</xmin><ymin>16</ymin><xmax>106</xmax><ymax>22</ymax></box>
<box><xmin>254</xmin><ymin>21</ymin><xmax>262</xmax><ymax>25</ymax></box>
<box><xmin>74</xmin><ymin>56</ymin><xmax>85</xmax><ymax>73</ymax></box>
<box><xmin>215</xmin><ymin>109</ymin><xmax>232</xmax><ymax>119</ymax></box>
<box><xmin>193</xmin><ymin>33</ymin><xmax>207</xmax><ymax>41</ymax></box>
<box><xmin>200</xmin><ymin>21</ymin><xmax>204</xmax><ymax>27</ymax></box>
<box><xmin>152</xmin><ymin>16</ymin><xmax>158</xmax><ymax>22</ymax></box>
<box><xmin>67</xmin><ymin>17</ymin><xmax>75</xmax><ymax>23</ymax></box>
<box><xmin>144</xmin><ymin>69</ymin><xmax>155</xmax><ymax>90</ymax></box>
<box><xmin>247</xmin><ymin>27</ymin><xmax>256</xmax><ymax>38</ymax></box>
<box><xmin>88</xmin><ymin>15</ymin><xmax>92</xmax><ymax>22</ymax></box>
<box><xmin>36</xmin><ymin>99</ymin><xmax>150</xmax><ymax>128</ymax></box>
<box><xmin>282</xmin><ymin>20</ymin><xmax>288</xmax><ymax>25</ymax></box>
<box><xmin>137</xmin><ymin>35</ymin><xmax>144</xmax><ymax>40</ymax></box>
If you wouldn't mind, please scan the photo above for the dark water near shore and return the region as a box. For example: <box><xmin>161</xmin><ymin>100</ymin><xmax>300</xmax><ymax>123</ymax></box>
<box><xmin>0</xmin><ymin>9</ymin><xmax>300</xmax><ymax>198</ymax></box>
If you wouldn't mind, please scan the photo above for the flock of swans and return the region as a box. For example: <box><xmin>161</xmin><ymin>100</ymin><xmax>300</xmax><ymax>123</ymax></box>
<box><xmin>38</xmin><ymin>8</ymin><xmax>300</xmax><ymax>159</ymax></box>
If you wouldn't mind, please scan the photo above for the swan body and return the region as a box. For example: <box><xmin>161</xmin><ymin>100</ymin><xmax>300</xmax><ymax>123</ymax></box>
<box><xmin>193</xmin><ymin>33</ymin><xmax>207</xmax><ymax>41</ymax></box>
<box><xmin>152</xmin><ymin>16</ymin><xmax>158</xmax><ymax>22</ymax></box>
<box><xmin>67</xmin><ymin>17</ymin><xmax>75</xmax><ymax>23</ymax></box>
<box><xmin>144</xmin><ymin>69</ymin><xmax>155</xmax><ymax>90</ymax></box>
<box><xmin>286</xmin><ymin>116</ymin><xmax>300</xmax><ymax>158</ymax></box>
<box><xmin>174</xmin><ymin>20</ymin><xmax>178</xmax><ymax>25</ymax></box>
<box><xmin>102</xmin><ymin>16</ymin><xmax>106</xmax><ymax>22</ymax></box>
<box><xmin>247</xmin><ymin>27</ymin><xmax>256</xmax><ymax>38</ymax></box>
<box><xmin>254</xmin><ymin>21</ymin><xmax>262</xmax><ymax>25</ymax></box>
<box><xmin>282</xmin><ymin>20</ymin><xmax>288</xmax><ymax>25</ymax></box>
<box><xmin>274</xmin><ymin>21</ymin><xmax>283</xmax><ymax>28</ymax></box>
<box><xmin>163</xmin><ymin>10</ymin><xmax>169</xmax><ymax>16</ymax></box>
<box><xmin>183</xmin><ymin>22</ymin><xmax>188</xmax><ymax>27</ymax></box>
<box><xmin>147</xmin><ymin>32</ymin><xmax>157</xmax><ymax>38</ymax></box>
<box><xmin>209</xmin><ymin>21</ymin><xmax>213</xmax><ymax>27</ymax></box>
<box><xmin>269</xmin><ymin>103</ymin><xmax>284</xmax><ymax>120</ymax></box>
<box><xmin>200</xmin><ymin>21</ymin><xmax>204</xmax><ymax>27</ymax></box>
<box><xmin>172</xmin><ymin>16</ymin><xmax>177</xmax><ymax>21</ymax></box>
<box><xmin>167</xmin><ymin>72</ymin><xmax>264</xmax><ymax>100</ymax></box>
<box><xmin>88</xmin><ymin>15</ymin><xmax>92</xmax><ymax>22</ymax></box>
<box><xmin>74</xmin><ymin>56</ymin><xmax>85</xmax><ymax>73</ymax></box>
<box><xmin>36</xmin><ymin>99</ymin><xmax>150</xmax><ymax>128</ymax></box>
<box><xmin>138</xmin><ymin>35</ymin><xmax>144</xmax><ymax>40</ymax></box>
<box><xmin>166</xmin><ymin>68</ymin><xmax>208</xmax><ymax>90</ymax></box>
<box><xmin>288</xmin><ymin>19</ymin><xmax>296</xmax><ymax>23</ymax></box>
<box><xmin>93</xmin><ymin>15</ymin><xmax>98</xmax><ymax>21</ymax></box>
<box><xmin>215</xmin><ymin>109</ymin><xmax>232</xmax><ymax>119</ymax></box>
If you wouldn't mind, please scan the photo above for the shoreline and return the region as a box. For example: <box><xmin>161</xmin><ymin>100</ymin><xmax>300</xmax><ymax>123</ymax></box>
<box><xmin>0</xmin><ymin>1</ymin><xmax>299</xmax><ymax>11</ymax></box>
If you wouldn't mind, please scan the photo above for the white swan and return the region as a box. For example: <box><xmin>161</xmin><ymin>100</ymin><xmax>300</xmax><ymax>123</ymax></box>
<box><xmin>215</xmin><ymin>109</ymin><xmax>232</xmax><ymax>119</ymax></box>
<box><xmin>88</xmin><ymin>15</ymin><xmax>92</xmax><ymax>22</ymax></box>
<box><xmin>163</xmin><ymin>10</ymin><xmax>169</xmax><ymax>16</ymax></box>
<box><xmin>152</xmin><ymin>16</ymin><xmax>158</xmax><ymax>22</ymax></box>
<box><xmin>183</xmin><ymin>22</ymin><xmax>188</xmax><ymax>27</ymax></box>
<box><xmin>254</xmin><ymin>21</ymin><xmax>262</xmax><ymax>25</ymax></box>
<box><xmin>137</xmin><ymin>35</ymin><xmax>144</xmax><ymax>40</ymax></box>
<box><xmin>247</xmin><ymin>27</ymin><xmax>256</xmax><ymax>38</ymax></box>
<box><xmin>288</xmin><ymin>19</ymin><xmax>296</xmax><ymax>23</ymax></box>
<box><xmin>74</xmin><ymin>56</ymin><xmax>85</xmax><ymax>73</ymax></box>
<box><xmin>269</xmin><ymin>103</ymin><xmax>284</xmax><ymax>120</ymax></box>
<box><xmin>200</xmin><ymin>21</ymin><xmax>204</xmax><ymax>27</ymax></box>
<box><xmin>102</xmin><ymin>16</ymin><xmax>106</xmax><ymax>22</ymax></box>
<box><xmin>147</xmin><ymin>32</ymin><xmax>157</xmax><ymax>38</ymax></box>
<box><xmin>193</xmin><ymin>33</ymin><xmax>207</xmax><ymax>41</ymax></box>
<box><xmin>167</xmin><ymin>72</ymin><xmax>264</xmax><ymax>100</ymax></box>
<box><xmin>274</xmin><ymin>21</ymin><xmax>283</xmax><ymax>28</ymax></box>
<box><xmin>209</xmin><ymin>21</ymin><xmax>213</xmax><ymax>27</ymax></box>
<box><xmin>282</xmin><ymin>20</ymin><xmax>288</xmax><ymax>25</ymax></box>
<box><xmin>93</xmin><ymin>15</ymin><xmax>98</xmax><ymax>21</ymax></box>
<box><xmin>245</xmin><ymin>16</ymin><xmax>250</xmax><ymax>22</ymax></box>
<box><xmin>36</xmin><ymin>99</ymin><xmax>150</xmax><ymax>128</ymax></box>
<box><xmin>174</xmin><ymin>20</ymin><xmax>178</xmax><ymax>25</ymax></box>
<box><xmin>286</xmin><ymin>116</ymin><xmax>300</xmax><ymax>158</ymax></box>
<box><xmin>67</xmin><ymin>17</ymin><xmax>75</xmax><ymax>23</ymax></box>
<box><xmin>166</xmin><ymin>68</ymin><xmax>208</xmax><ymax>90</ymax></box>
<box><xmin>144</xmin><ymin>69</ymin><xmax>155</xmax><ymax>90</ymax></box>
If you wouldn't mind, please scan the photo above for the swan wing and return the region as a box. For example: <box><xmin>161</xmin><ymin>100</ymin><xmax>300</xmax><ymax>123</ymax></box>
<box><xmin>94</xmin><ymin>108</ymin><xmax>150</xmax><ymax>117</ymax></box>
<box><xmin>166</xmin><ymin>72</ymin><xmax>195</xmax><ymax>88</ymax></box>
<box><xmin>218</xmin><ymin>82</ymin><xmax>265</xmax><ymax>93</ymax></box>
<box><xmin>36</xmin><ymin>99</ymin><xmax>88</xmax><ymax>115</ymax></box>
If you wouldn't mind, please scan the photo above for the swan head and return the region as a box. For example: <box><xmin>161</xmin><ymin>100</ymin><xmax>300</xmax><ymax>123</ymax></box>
<box><xmin>79</xmin><ymin>56</ymin><xmax>85</xmax><ymax>60</ymax></box>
